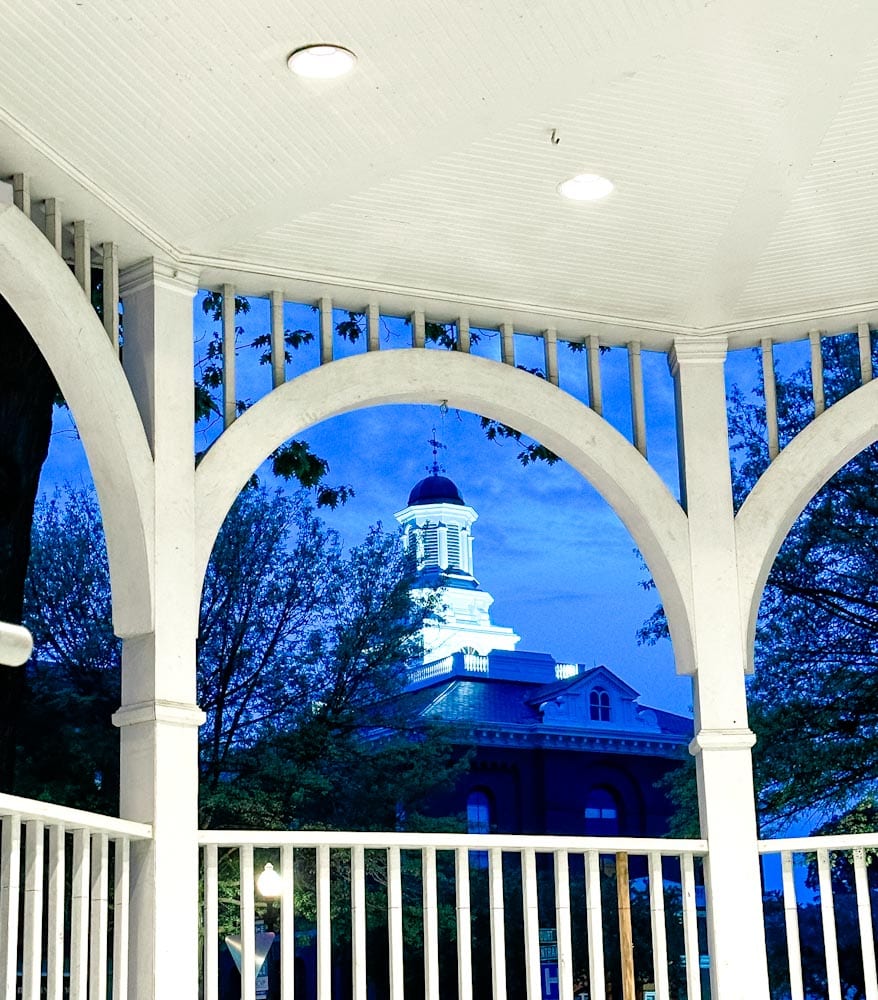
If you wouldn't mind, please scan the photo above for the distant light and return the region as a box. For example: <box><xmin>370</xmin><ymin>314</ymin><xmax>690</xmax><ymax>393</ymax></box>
<box><xmin>557</xmin><ymin>173</ymin><xmax>614</xmax><ymax>201</ymax></box>
<box><xmin>256</xmin><ymin>862</ymin><xmax>283</xmax><ymax>898</ymax></box>
<box><xmin>287</xmin><ymin>45</ymin><xmax>357</xmax><ymax>79</ymax></box>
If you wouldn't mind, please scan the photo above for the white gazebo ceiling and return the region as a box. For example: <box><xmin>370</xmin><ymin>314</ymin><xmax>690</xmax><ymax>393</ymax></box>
<box><xmin>1</xmin><ymin>0</ymin><xmax>878</xmax><ymax>344</ymax></box>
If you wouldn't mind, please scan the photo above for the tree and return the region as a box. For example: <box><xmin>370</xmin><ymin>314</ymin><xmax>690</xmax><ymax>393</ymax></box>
<box><xmin>0</xmin><ymin>296</ymin><xmax>58</xmax><ymax>789</ymax></box>
<box><xmin>19</xmin><ymin>485</ymin><xmax>463</xmax><ymax>830</ymax></box>
<box><xmin>2</xmin><ymin>284</ymin><xmax>563</xmax><ymax>789</ymax></box>
<box><xmin>642</xmin><ymin>333</ymin><xmax>878</xmax><ymax>833</ymax></box>
<box><xmin>18</xmin><ymin>488</ymin><xmax>120</xmax><ymax>811</ymax></box>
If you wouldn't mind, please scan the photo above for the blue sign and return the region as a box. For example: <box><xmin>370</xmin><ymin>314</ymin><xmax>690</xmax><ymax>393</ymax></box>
<box><xmin>541</xmin><ymin>962</ymin><xmax>559</xmax><ymax>1000</ymax></box>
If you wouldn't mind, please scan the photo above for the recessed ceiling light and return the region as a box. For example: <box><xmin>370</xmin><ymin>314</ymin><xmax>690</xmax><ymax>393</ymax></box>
<box><xmin>287</xmin><ymin>44</ymin><xmax>357</xmax><ymax>79</ymax></box>
<box><xmin>557</xmin><ymin>173</ymin><xmax>615</xmax><ymax>201</ymax></box>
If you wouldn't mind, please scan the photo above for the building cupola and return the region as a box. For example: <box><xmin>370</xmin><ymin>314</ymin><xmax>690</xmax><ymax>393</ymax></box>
<box><xmin>396</xmin><ymin>432</ymin><xmax>519</xmax><ymax>661</ymax></box>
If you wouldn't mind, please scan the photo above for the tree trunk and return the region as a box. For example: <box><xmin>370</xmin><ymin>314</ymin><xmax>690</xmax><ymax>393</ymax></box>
<box><xmin>0</xmin><ymin>294</ymin><xmax>57</xmax><ymax>790</ymax></box>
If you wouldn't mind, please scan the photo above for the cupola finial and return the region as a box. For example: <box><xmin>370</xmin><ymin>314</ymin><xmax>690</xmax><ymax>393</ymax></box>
<box><xmin>427</xmin><ymin>428</ymin><xmax>447</xmax><ymax>477</ymax></box>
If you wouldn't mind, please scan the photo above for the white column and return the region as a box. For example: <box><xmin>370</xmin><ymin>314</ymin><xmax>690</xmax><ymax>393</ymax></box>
<box><xmin>669</xmin><ymin>338</ymin><xmax>770</xmax><ymax>1000</ymax></box>
<box><xmin>437</xmin><ymin>524</ymin><xmax>448</xmax><ymax>570</ymax></box>
<box><xmin>113</xmin><ymin>260</ymin><xmax>205</xmax><ymax>1000</ymax></box>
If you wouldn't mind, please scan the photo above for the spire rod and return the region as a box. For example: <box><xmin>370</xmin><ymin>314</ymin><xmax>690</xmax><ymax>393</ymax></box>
<box><xmin>427</xmin><ymin>427</ymin><xmax>446</xmax><ymax>476</ymax></box>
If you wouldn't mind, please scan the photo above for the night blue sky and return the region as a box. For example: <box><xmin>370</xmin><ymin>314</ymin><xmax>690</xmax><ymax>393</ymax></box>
<box><xmin>37</xmin><ymin>299</ymin><xmax>811</xmax><ymax>719</ymax></box>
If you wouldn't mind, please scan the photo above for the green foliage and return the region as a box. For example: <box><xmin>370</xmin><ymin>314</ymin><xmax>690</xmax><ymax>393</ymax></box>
<box><xmin>478</xmin><ymin>414</ymin><xmax>560</xmax><ymax>467</ymax></box>
<box><xmin>196</xmin><ymin>291</ymin><xmax>349</xmax><ymax>505</ymax></box>
<box><xmin>736</xmin><ymin>336</ymin><xmax>878</xmax><ymax>829</ymax></box>
<box><xmin>18</xmin><ymin>491</ymin><xmax>121</xmax><ymax>810</ymax></box>
<box><xmin>20</xmin><ymin>486</ymin><xmax>462</xmax><ymax>831</ymax></box>
<box><xmin>196</xmin><ymin>293</ymin><xmax>560</xmax><ymax>506</ymax></box>
<box><xmin>647</xmin><ymin>333</ymin><xmax>878</xmax><ymax>835</ymax></box>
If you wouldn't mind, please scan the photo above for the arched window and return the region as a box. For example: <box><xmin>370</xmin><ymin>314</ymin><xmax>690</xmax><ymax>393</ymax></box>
<box><xmin>589</xmin><ymin>687</ymin><xmax>611</xmax><ymax>722</ymax></box>
<box><xmin>467</xmin><ymin>789</ymin><xmax>492</xmax><ymax>834</ymax></box>
<box><xmin>584</xmin><ymin>787</ymin><xmax>620</xmax><ymax>836</ymax></box>
<box><xmin>467</xmin><ymin>788</ymin><xmax>492</xmax><ymax>868</ymax></box>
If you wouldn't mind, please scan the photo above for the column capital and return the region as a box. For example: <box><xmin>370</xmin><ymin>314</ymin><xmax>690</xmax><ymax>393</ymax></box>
<box><xmin>689</xmin><ymin>727</ymin><xmax>757</xmax><ymax>755</ymax></box>
<box><xmin>120</xmin><ymin>258</ymin><xmax>201</xmax><ymax>298</ymax></box>
<box><xmin>668</xmin><ymin>336</ymin><xmax>729</xmax><ymax>376</ymax></box>
<box><xmin>112</xmin><ymin>699</ymin><xmax>206</xmax><ymax>729</ymax></box>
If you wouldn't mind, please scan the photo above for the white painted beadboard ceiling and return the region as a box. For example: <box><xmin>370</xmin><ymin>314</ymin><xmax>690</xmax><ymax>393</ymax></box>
<box><xmin>1</xmin><ymin>0</ymin><xmax>878</xmax><ymax>341</ymax></box>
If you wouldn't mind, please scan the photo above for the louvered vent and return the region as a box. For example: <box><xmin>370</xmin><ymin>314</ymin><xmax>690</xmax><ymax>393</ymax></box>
<box><xmin>423</xmin><ymin>524</ymin><xmax>439</xmax><ymax>566</ymax></box>
<box><xmin>446</xmin><ymin>525</ymin><xmax>461</xmax><ymax>568</ymax></box>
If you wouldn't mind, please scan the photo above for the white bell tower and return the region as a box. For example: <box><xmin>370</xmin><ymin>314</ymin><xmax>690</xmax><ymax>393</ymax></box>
<box><xmin>395</xmin><ymin>448</ymin><xmax>520</xmax><ymax>662</ymax></box>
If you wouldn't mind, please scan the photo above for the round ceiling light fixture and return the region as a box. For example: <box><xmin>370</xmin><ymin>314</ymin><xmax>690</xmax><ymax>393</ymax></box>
<box><xmin>557</xmin><ymin>173</ymin><xmax>615</xmax><ymax>201</ymax></box>
<box><xmin>287</xmin><ymin>44</ymin><xmax>358</xmax><ymax>79</ymax></box>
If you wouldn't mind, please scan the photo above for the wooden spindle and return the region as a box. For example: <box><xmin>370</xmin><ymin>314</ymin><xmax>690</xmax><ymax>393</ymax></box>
<box><xmin>544</xmin><ymin>328</ymin><xmax>559</xmax><ymax>385</ymax></box>
<box><xmin>222</xmin><ymin>284</ymin><xmax>237</xmax><ymax>429</ymax></box>
<box><xmin>587</xmin><ymin>335</ymin><xmax>603</xmax><ymax>416</ymax></box>
<box><xmin>319</xmin><ymin>296</ymin><xmax>333</xmax><ymax>365</ymax></box>
<box><xmin>809</xmin><ymin>330</ymin><xmax>825</xmax><ymax>416</ymax></box>
<box><xmin>102</xmin><ymin>242</ymin><xmax>120</xmax><ymax>351</ymax></box>
<box><xmin>761</xmin><ymin>338</ymin><xmax>779</xmax><ymax>460</ymax></box>
<box><xmin>500</xmin><ymin>323</ymin><xmax>514</xmax><ymax>366</ymax></box>
<box><xmin>628</xmin><ymin>342</ymin><xmax>647</xmax><ymax>457</ymax></box>
<box><xmin>270</xmin><ymin>291</ymin><xmax>285</xmax><ymax>388</ymax></box>
<box><xmin>858</xmin><ymin>321</ymin><xmax>873</xmax><ymax>384</ymax></box>
<box><xmin>74</xmin><ymin>220</ymin><xmax>91</xmax><ymax>298</ymax></box>
<box><xmin>367</xmin><ymin>302</ymin><xmax>380</xmax><ymax>352</ymax></box>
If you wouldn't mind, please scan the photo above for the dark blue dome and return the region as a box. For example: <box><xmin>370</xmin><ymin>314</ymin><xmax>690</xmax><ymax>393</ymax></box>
<box><xmin>408</xmin><ymin>474</ymin><xmax>465</xmax><ymax>506</ymax></box>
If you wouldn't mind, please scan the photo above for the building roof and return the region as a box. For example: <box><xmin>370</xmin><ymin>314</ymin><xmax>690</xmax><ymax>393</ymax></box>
<box><xmin>407</xmin><ymin>474</ymin><xmax>465</xmax><ymax>507</ymax></box>
<box><xmin>398</xmin><ymin>651</ymin><xmax>692</xmax><ymax>757</ymax></box>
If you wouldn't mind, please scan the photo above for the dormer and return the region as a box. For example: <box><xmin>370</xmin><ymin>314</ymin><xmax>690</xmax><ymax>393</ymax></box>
<box><xmin>529</xmin><ymin>665</ymin><xmax>662</xmax><ymax>731</ymax></box>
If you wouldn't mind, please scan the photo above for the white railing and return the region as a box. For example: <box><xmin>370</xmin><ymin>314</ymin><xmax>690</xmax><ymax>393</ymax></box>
<box><xmin>408</xmin><ymin>656</ymin><xmax>455</xmax><ymax>685</ymax></box>
<box><xmin>0</xmin><ymin>792</ymin><xmax>152</xmax><ymax>1000</ymax></box>
<box><xmin>199</xmin><ymin>830</ymin><xmax>709</xmax><ymax>1000</ymax></box>
<box><xmin>462</xmin><ymin>652</ymin><xmax>490</xmax><ymax>674</ymax></box>
<box><xmin>758</xmin><ymin>833</ymin><xmax>878</xmax><ymax>1000</ymax></box>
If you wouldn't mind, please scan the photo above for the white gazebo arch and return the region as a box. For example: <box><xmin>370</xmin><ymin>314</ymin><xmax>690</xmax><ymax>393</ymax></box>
<box><xmin>194</xmin><ymin>348</ymin><xmax>697</xmax><ymax>675</ymax></box>
<box><xmin>0</xmin><ymin>203</ymin><xmax>154</xmax><ymax>637</ymax></box>
<box><xmin>736</xmin><ymin>376</ymin><xmax>878</xmax><ymax>671</ymax></box>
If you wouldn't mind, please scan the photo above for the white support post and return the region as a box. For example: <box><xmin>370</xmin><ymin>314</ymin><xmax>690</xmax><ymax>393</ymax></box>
<box><xmin>809</xmin><ymin>330</ymin><xmax>825</xmax><ymax>416</ymax></box>
<box><xmin>89</xmin><ymin>832</ymin><xmax>109</xmax><ymax>1000</ymax></box>
<box><xmin>761</xmin><ymin>338</ymin><xmax>779</xmax><ymax>460</ymax></box>
<box><xmin>222</xmin><ymin>283</ymin><xmax>237</xmax><ymax>428</ymax></box>
<box><xmin>554</xmin><ymin>850</ymin><xmax>574</xmax><ymax>1000</ymax></box>
<box><xmin>351</xmin><ymin>845</ymin><xmax>367</xmax><ymax>1000</ymax></box>
<box><xmin>627</xmin><ymin>341</ymin><xmax>647</xmax><ymax>457</ymax></box>
<box><xmin>114</xmin><ymin>260</ymin><xmax>205</xmax><ymax>1000</ymax></box>
<box><xmin>422</xmin><ymin>847</ymin><xmax>439</xmax><ymax>1000</ymax></box>
<box><xmin>500</xmin><ymin>322</ymin><xmax>514</xmax><ymax>366</ymax></box>
<box><xmin>22</xmin><ymin>819</ymin><xmax>44</xmax><ymax>1000</ymax></box>
<box><xmin>387</xmin><ymin>847</ymin><xmax>404</xmax><ymax>1000</ymax></box>
<box><xmin>47</xmin><ymin>824</ymin><xmax>65</xmax><ymax>1000</ymax></box>
<box><xmin>587</xmin><ymin>335</ymin><xmax>603</xmax><ymax>416</ymax></box>
<box><xmin>270</xmin><ymin>290</ymin><xmax>285</xmax><ymax>388</ymax></box>
<box><xmin>103</xmin><ymin>242</ymin><xmax>120</xmax><ymax>352</ymax></box>
<box><xmin>0</xmin><ymin>814</ymin><xmax>21</xmax><ymax>1000</ymax></box>
<box><xmin>454</xmin><ymin>848</ymin><xmax>473</xmax><ymax>1000</ymax></box>
<box><xmin>521</xmin><ymin>850</ymin><xmax>541</xmax><ymax>1000</ymax></box>
<box><xmin>74</xmin><ymin>220</ymin><xmax>91</xmax><ymax>299</ymax></box>
<box><xmin>669</xmin><ymin>338</ymin><xmax>771</xmax><ymax>1000</ymax></box>
<box><xmin>113</xmin><ymin>838</ymin><xmax>130</xmax><ymax>1000</ymax></box>
<box><xmin>858</xmin><ymin>321</ymin><xmax>873</xmax><ymax>385</ymax></box>
<box><xmin>543</xmin><ymin>328</ymin><xmax>559</xmax><ymax>385</ymax></box>
<box><xmin>44</xmin><ymin>198</ymin><xmax>62</xmax><ymax>253</ymax></box>
<box><xmin>488</xmin><ymin>849</ymin><xmax>507</xmax><ymax>1000</ymax></box>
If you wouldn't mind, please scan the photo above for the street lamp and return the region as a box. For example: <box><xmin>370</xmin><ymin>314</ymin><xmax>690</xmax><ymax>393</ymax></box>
<box><xmin>256</xmin><ymin>862</ymin><xmax>283</xmax><ymax>898</ymax></box>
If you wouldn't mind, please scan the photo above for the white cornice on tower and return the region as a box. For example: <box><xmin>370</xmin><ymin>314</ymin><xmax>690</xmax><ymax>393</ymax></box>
<box><xmin>396</xmin><ymin>473</ymin><xmax>520</xmax><ymax>661</ymax></box>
